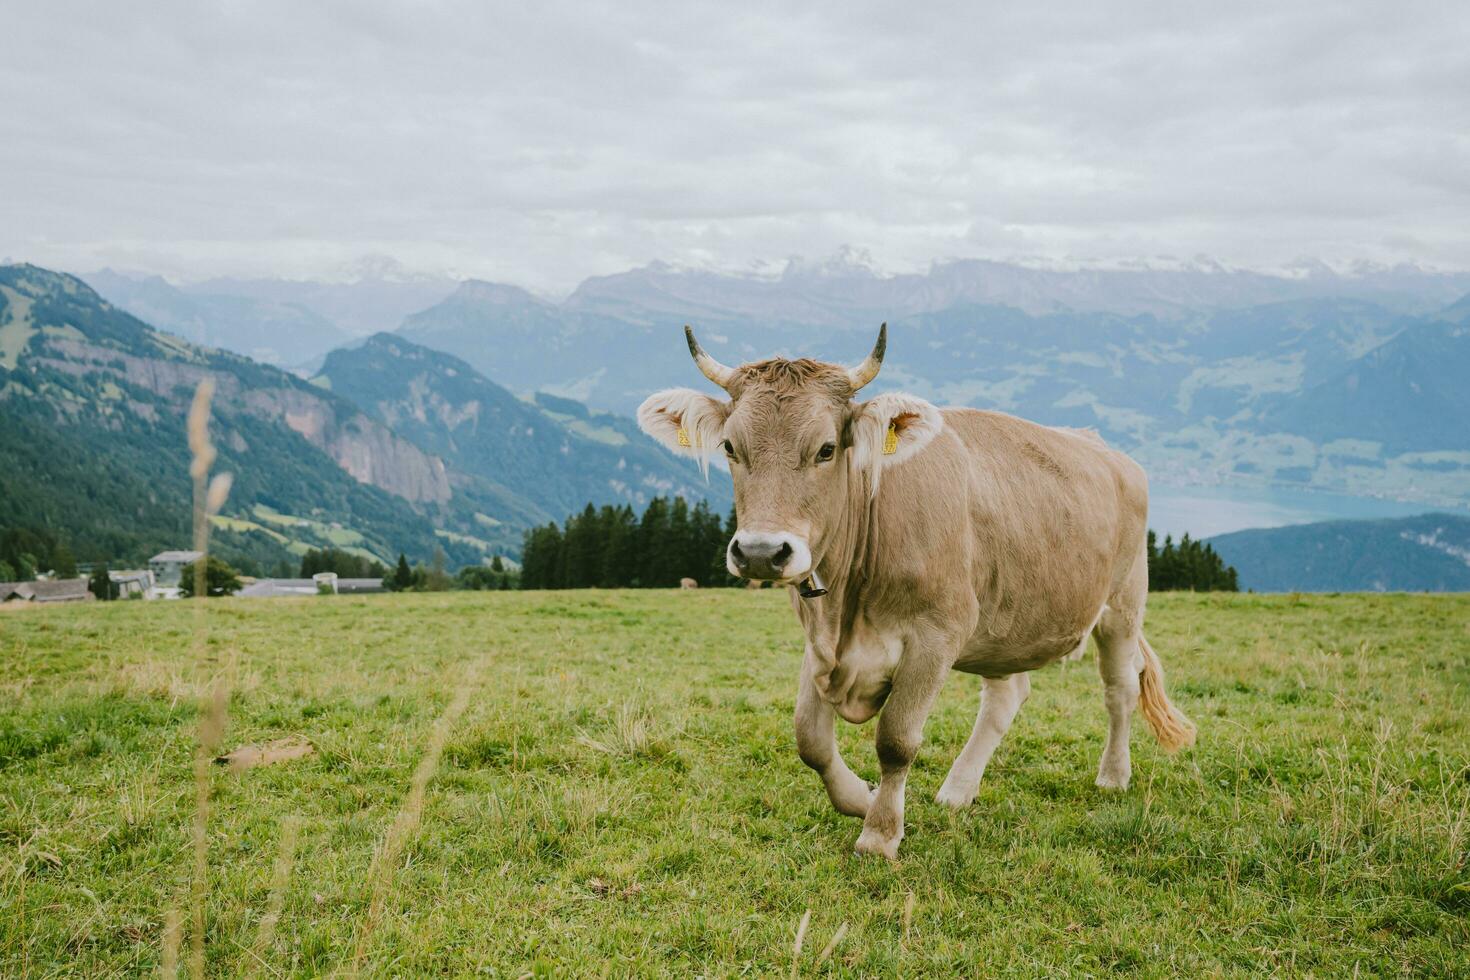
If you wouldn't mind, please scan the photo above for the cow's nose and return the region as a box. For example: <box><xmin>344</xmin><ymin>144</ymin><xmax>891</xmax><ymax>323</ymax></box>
<box><xmin>729</xmin><ymin>532</ymin><xmax>803</xmax><ymax>580</ymax></box>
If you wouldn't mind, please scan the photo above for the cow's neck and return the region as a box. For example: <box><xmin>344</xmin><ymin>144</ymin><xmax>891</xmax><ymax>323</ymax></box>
<box><xmin>795</xmin><ymin>463</ymin><xmax>879</xmax><ymax>689</ymax></box>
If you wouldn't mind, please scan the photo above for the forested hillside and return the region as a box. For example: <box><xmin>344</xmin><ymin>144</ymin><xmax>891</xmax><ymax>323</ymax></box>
<box><xmin>314</xmin><ymin>334</ymin><xmax>729</xmax><ymax>525</ymax></box>
<box><xmin>1208</xmin><ymin>513</ymin><xmax>1470</xmax><ymax>591</ymax></box>
<box><xmin>0</xmin><ymin>264</ymin><xmax>725</xmax><ymax>575</ymax></box>
<box><xmin>0</xmin><ymin>265</ymin><xmax>474</xmax><ymax>572</ymax></box>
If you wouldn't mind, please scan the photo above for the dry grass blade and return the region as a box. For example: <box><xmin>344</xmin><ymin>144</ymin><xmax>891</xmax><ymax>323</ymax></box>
<box><xmin>216</xmin><ymin>737</ymin><xmax>315</xmax><ymax>772</ymax></box>
<box><xmin>902</xmin><ymin>891</ymin><xmax>915</xmax><ymax>943</ymax></box>
<box><xmin>346</xmin><ymin>659</ymin><xmax>484</xmax><ymax>976</ymax></box>
<box><xmin>245</xmin><ymin>815</ymin><xmax>301</xmax><ymax>977</ymax></box>
<box><xmin>175</xmin><ymin>377</ymin><xmax>236</xmax><ymax>978</ymax></box>
<box><xmin>816</xmin><ymin>922</ymin><xmax>849</xmax><ymax>965</ymax></box>
<box><xmin>161</xmin><ymin>908</ymin><xmax>181</xmax><ymax>979</ymax></box>
<box><xmin>790</xmin><ymin>908</ymin><xmax>811</xmax><ymax>980</ymax></box>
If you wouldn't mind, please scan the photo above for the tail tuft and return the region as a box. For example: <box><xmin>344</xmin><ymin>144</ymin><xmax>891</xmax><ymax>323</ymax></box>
<box><xmin>1137</xmin><ymin>635</ymin><xmax>1196</xmax><ymax>753</ymax></box>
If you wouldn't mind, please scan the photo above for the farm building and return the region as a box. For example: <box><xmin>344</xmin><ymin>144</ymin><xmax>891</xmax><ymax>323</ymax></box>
<box><xmin>0</xmin><ymin>579</ymin><xmax>94</xmax><ymax>603</ymax></box>
<box><xmin>237</xmin><ymin>577</ymin><xmax>386</xmax><ymax>598</ymax></box>
<box><xmin>148</xmin><ymin>551</ymin><xmax>203</xmax><ymax>588</ymax></box>
<box><xmin>107</xmin><ymin>570</ymin><xmax>154</xmax><ymax>598</ymax></box>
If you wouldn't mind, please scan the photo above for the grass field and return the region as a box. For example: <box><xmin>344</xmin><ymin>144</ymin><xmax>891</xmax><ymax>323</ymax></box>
<box><xmin>1</xmin><ymin>590</ymin><xmax>1467</xmax><ymax>976</ymax></box>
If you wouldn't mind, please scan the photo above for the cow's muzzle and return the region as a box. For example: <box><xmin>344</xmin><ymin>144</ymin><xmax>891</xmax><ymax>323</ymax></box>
<box><xmin>728</xmin><ymin>531</ymin><xmax>811</xmax><ymax>582</ymax></box>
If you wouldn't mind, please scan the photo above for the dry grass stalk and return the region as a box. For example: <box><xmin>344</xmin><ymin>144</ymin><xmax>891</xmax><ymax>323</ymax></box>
<box><xmin>346</xmin><ymin>660</ymin><xmax>483</xmax><ymax>976</ymax></box>
<box><xmin>815</xmin><ymin>921</ymin><xmax>849</xmax><ymax>965</ymax></box>
<box><xmin>167</xmin><ymin>378</ymin><xmax>236</xmax><ymax>977</ymax></box>
<box><xmin>245</xmin><ymin>815</ymin><xmax>301</xmax><ymax>976</ymax></box>
<box><xmin>902</xmin><ymin>890</ymin><xmax>915</xmax><ymax>943</ymax></box>
<box><xmin>161</xmin><ymin>908</ymin><xmax>181</xmax><ymax>978</ymax></box>
<box><xmin>190</xmin><ymin>675</ymin><xmax>228</xmax><ymax>975</ymax></box>
<box><xmin>790</xmin><ymin>908</ymin><xmax>810</xmax><ymax>980</ymax></box>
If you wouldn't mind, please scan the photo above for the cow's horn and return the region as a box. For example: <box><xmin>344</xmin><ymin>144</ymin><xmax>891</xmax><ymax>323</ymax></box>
<box><xmin>685</xmin><ymin>324</ymin><xmax>735</xmax><ymax>389</ymax></box>
<box><xmin>847</xmin><ymin>322</ymin><xmax>887</xmax><ymax>391</ymax></box>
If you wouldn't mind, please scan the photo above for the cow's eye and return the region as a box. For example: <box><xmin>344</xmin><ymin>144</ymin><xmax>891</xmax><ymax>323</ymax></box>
<box><xmin>815</xmin><ymin>442</ymin><xmax>836</xmax><ymax>462</ymax></box>
<box><xmin>722</xmin><ymin>439</ymin><xmax>737</xmax><ymax>460</ymax></box>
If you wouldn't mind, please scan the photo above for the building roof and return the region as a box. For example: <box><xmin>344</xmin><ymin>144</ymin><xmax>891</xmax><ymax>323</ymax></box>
<box><xmin>237</xmin><ymin>578</ymin><xmax>386</xmax><ymax>598</ymax></box>
<box><xmin>238</xmin><ymin>579</ymin><xmax>318</xmax><ymax>597</ymax></box>
<box><xmin>336</xmin><ymin>578</ymin><xmax>386</xmax><ymax>593</ymax></box>
<box><xmin>150</xmin><ymin>551</ymin><xmax>204</xmax><ymax>563</ymax></box>
<box><xmin>1</xmin><ymin>579</ymin><xmax>94</xmax><ymax>602</ymax></box>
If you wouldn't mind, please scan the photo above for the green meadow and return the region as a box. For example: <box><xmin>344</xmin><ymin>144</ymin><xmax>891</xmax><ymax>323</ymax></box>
<box><xmin>1</xmin><ymin>591</ymin><xmax>1467</xmax><ymax>976</ymax></box>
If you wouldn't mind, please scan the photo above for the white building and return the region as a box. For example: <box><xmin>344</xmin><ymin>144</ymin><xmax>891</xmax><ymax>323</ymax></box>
<box><xmin>148</xmin><ymin>551</ymin><xmax>203</xmax><ymax>589</ymax></box>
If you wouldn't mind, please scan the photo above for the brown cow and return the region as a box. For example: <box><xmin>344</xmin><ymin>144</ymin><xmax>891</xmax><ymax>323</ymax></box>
<box><xmin>638</xmin><ymin>325</ymin><xmax>1195</xmax><ymax>858</ymax></box>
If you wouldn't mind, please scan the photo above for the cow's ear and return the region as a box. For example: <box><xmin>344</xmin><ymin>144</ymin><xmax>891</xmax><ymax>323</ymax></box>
<box><xmin>850</xmin><ymin>392</ymin><xmax>943</xmax><ymax>476</ymax></box>
<box><xmin>637</xmin><ymin>388</ymin><xmax>729</xmax><ymax>473</ymax></box>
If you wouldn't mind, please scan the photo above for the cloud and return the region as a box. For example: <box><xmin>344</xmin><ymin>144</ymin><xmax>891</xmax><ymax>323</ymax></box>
<box><xmin>3</xmin><ymin>1</ymin><xmax>1468</xmax><ymax>291</ymax></box>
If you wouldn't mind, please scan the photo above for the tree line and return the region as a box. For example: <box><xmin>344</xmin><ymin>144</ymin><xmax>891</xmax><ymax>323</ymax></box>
<box><xmin>519</xmin><ymin>497</ymin><xmax>736</xmax><ymax>589</ymax></box>
<box><xmin>0</xmin><ymin>527</ymin><xmax>75</xmax><ymax>582</ymax></box>
<box><xmin>519</xmin><ymin>498</ymin><xmax>1239</xmax><ymax>593</ymax></box>
<box><xmin>21</xmin><ymin>505</ymin><xmax>1239</xmax><ymax>597</ymax></box>
<box><xmin>1147</xmin><ymin>531</ymin><xmax>1239</xmax><ymax>592</ymax></box>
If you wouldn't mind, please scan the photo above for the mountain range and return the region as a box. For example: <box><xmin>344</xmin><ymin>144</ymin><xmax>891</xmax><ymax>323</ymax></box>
<box><xmin>41</xmin><ymin>253</ymin><xmax>1470</xmax><ymax>589</ymax></box>
<box><xmin>83</xmin><ymin>265</ymin><xmax>458</xmax><ymax>370</ymax></box>
<box><xmin>0</xmin><ymin>265</ymin><xmax>723</xmax><ymax>574</ymax></box>
<box><xmin>313</xmin><ymin>334</ymin><xmax>729</xmax><ymax>526</ymax></box>
<box><xmin>395</xmin><ymin>270</ymin><xmax>1470</xmax><ymax>512</ymax></box>
<box><xmin>1208</xmin><ymin>514</ymin><xmax>1470</xmax><ymax>592</ymax></box>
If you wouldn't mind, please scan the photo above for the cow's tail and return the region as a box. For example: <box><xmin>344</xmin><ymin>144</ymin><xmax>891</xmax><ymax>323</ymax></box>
<box><xmin>1137</xmin><ymin>634</ymin><xmax>1196</xmax><ymax>753</ymax></box>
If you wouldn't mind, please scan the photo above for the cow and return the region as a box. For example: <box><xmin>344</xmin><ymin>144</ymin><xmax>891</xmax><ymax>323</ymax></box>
<box><xmin>637</xmin><ymin>324</ymin><xmax>1196</xmax><ymax>859</ymax></box>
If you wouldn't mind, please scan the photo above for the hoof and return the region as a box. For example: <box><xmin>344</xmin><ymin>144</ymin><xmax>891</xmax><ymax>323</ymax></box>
<box><xmin>934</xmin><ymin>783</ymin><xmax>975</xmax><ymax>810</ymax></box>
<box><xmin>1095</xmin><ymin>772</ymin><xmax>1130</xmax><ymax>791</ymax></box>
<box><xmin>853</xmin><ymin>827</ymin><xmax>901</xmax><ymax>861</ymax></box>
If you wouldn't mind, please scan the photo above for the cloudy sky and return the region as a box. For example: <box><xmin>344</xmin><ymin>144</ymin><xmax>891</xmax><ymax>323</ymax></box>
<box><xmin>3</xmin><ymin>1</ymin><xmax>1468</xmax><ymax>292</ymax></box>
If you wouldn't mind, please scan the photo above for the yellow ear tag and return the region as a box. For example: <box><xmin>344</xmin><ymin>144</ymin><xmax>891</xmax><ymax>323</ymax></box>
<box><xmin>883</xmin><ymin>423</ymin><xmax>898</xmax><ymax>455</ymax></box>
<box><xmin>676</xmin><ymin>426</ymin><xmax>692</xmax><ymax>448</ymax></box>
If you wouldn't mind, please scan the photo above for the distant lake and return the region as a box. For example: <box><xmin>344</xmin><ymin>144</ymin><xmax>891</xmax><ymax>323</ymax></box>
<box><xmin>1149</xmin><ymin>484</ymin><xmax>1468</xmax><ymax>541</ymax></box>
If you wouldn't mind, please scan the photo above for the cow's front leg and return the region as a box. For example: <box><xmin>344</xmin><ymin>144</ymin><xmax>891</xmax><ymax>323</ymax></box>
<box><xmin>795</xmin><ymin>652</ymin><xmax>872</xmax><ymax>817</ymax></box>
<box><xmin>854</xmin><ymin>649</ymin><xmax>950</xmax><ymax>860</ymax></box>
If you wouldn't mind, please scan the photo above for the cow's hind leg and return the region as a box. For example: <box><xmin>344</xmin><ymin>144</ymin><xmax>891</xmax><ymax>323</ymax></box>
<box><xmin>795</xmin><ymin>658</ymin><xmax>872</xmax><ymax>817</ymax></box>
<box><xmin>1093</xmin><ymin>612</ymin><xmax>1143</xmax><ymax>790</ymax></box>
<box><xmin>934</xmin><ymin>672</ymin><xmax>1030</xmax><ymax>808</ymax></box>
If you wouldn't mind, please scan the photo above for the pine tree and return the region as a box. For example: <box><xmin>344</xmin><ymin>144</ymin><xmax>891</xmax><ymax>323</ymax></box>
<box><xmin>666</xmin><ymin>496</ymin><xmax>694</xmax><ymax>584</ymax></box>
<box><xmin>710</xmin><ymin>505</ymin><xmax>739</xmax><ymax>586</ymax></box>
<box><xmin>519</xmin><ymin>523</ymin><xmax>564</xmax><ymax>589</ymax></box>
<box><xmin>1146</xmin><ymin>529</ymin><xmax>1238</xmax><ymax>592</ymax></box>
<box><xmin>52</xmin><ymin>542</ymin><xmax>77</xmax><ymax>578</ymax></box>
<box><xmin>424</xmin><ymin>546</ymin><xmax>452</xmax><ymax>591</ymax></box>
<box><xmin>600</xmin><ymin>505</ymin><xmax>634</xmax><ymax>587</ymax></box>
<box><xmin>89</xmin><ymin>563</ymin><xmax>117</xmax><ymax>600</ymax></box>
<box><xmin>689</xmin><ymin>499</ymin><xmax>727</xmax><ymax>586</ymax></box>
<box><xmin>563</xmin><ymin>503</ymin><xmax>604</xmax><ymax>588</ymax></box>
<box><xmin>637</xmin><ymin>497</ymin><xmax>672</xmax><ymax>587</ymax></box>
<box><xmin>391</xmin><ymin>553</ymin><xmax>413</xmax><ymax>591</ymax></box>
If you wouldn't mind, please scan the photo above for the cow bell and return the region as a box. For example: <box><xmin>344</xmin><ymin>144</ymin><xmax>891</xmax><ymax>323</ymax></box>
<box><xmin>798</xmin><ymin>568</ymin><xmax>827</xmax><ymax>599</ymax></box>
